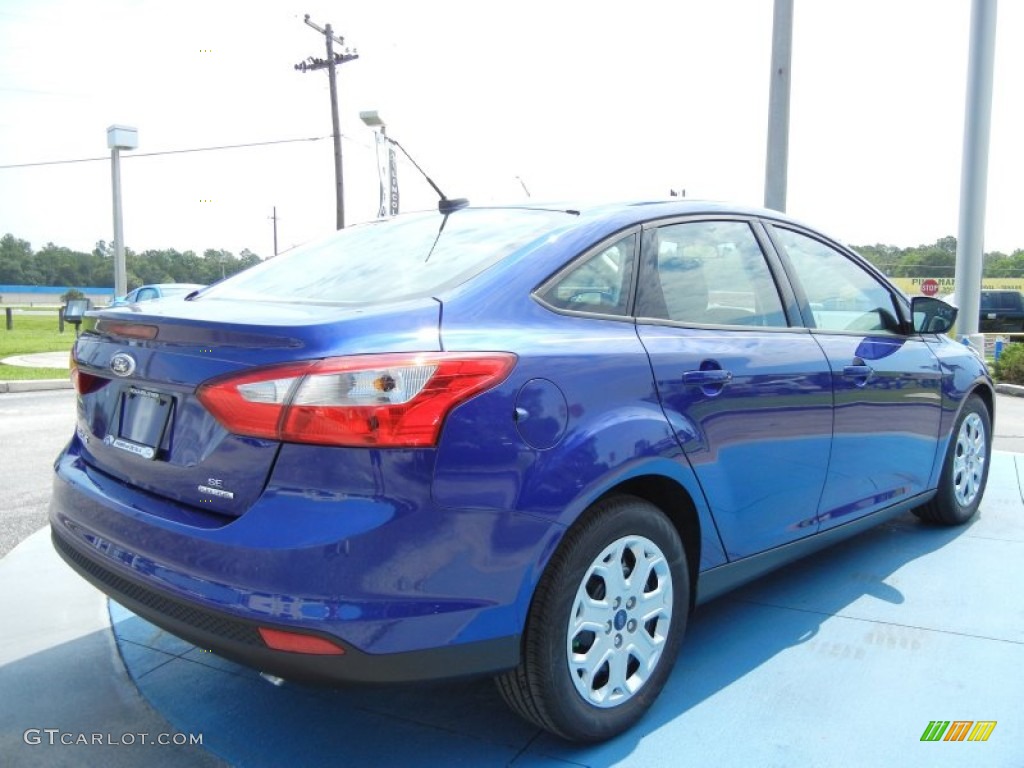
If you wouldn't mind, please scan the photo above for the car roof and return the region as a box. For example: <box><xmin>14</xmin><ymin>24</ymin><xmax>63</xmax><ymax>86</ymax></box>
<box><xmin>454</xmin><ymin>198</ymin><xmax>827</xmax><ymax>239</ymax></box>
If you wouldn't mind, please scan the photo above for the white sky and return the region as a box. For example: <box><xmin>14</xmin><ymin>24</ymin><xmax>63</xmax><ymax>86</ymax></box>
<box><xmin>0</xmin><ymin>0</ymin><xmax>1021</xmax><ymax>259</ymax></box>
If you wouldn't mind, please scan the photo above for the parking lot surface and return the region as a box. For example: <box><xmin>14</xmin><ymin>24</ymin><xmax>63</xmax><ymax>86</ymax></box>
<box><xmin>1</xmin><ymin>452</ymin><xmax>1021</xmax><ymax>766</ymax></box>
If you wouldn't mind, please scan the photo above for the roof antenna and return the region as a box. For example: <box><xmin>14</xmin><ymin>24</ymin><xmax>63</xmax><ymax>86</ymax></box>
<box><xmin>383</xmin><ymin>136</ymin><xmax>468</xmax><ymax>214</ymax></box>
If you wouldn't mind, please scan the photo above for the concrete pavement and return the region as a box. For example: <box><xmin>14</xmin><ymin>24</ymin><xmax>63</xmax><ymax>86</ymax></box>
<box><xmin>2</xmin><ymin>356</ymin><xmax>1023</xmax><ymax>765</ymax></box>
<box><xmin>0</xmin><ymin>351</ymin><xmax>71</xmax><ymax>369</ymax></box>
<box><xmin>0</xmin><ymin>351</ymin><xmax>72</xmax><ymax>393</ymax></box>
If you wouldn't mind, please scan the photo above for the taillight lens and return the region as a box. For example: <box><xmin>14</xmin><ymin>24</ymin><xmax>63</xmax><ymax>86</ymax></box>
<box><xmin>197</xmin><ymin>352</ymin><xmax>516</xmax><ymax>447</ymax></box>
<box><xmin>69</xmin><ymin>358</ymin><xmax>106</xmax><ymax>395</ymax></box>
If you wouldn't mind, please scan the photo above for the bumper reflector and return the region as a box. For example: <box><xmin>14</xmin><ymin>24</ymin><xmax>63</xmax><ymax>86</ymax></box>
<box><xmin>258</xmin><ymin>627</ymin><xmax>346</xmax><ymax>656</ymax></box>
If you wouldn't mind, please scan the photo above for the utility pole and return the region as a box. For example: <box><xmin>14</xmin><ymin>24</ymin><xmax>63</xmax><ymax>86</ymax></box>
<box><xmin>294</xmin><ymin>15</ymin><xmax>359</xmax><ymax>230</ymax></box>
<box><xmin>269</xmin><ymin>206</ymin><xmax>279</xmax><ymax>256</ymax></box>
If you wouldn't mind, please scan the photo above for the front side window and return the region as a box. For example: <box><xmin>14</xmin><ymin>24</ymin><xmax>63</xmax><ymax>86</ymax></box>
<box><xmin>774</xmin><ymin>228</ymin><xmax>902</xmax><ymax>333</ymax></box>
<box><xmin>635</xmin><ymin>220</ymin><xmax>787</xmax><ymax>327</ymax></box>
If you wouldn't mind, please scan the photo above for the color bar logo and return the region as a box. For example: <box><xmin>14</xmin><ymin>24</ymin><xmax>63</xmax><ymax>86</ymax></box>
<box><xmin>921</xmin><ymin>721</ymin><xmax>997</xmax><ymax>742</ymax></box>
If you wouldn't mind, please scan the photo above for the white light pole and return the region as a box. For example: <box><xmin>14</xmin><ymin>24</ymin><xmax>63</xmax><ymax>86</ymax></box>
<box><xmin>764</xmin><ymin>0</ymin><xmax>794</xmax><ymax>212</ymax></box>
<box><xmin>360</xmin><ymin>110</ymin><xmax>398</xmax><ymax>217</ymax></box>
<box><xmin>107</xmin><ymin>125</ymin><xmax>138</xmax><ymax>298</ymax></box>
<box><xmin>954</xmin><ymin>0</ymin><xmax>998</xmax><ymax>347</ymax></box>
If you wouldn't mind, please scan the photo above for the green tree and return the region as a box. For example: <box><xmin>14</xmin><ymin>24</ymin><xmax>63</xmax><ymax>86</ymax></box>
<box><xmin>0</xmin><ymin>233</ymin><xmax>34</xmax><ymax>284</ymax></box>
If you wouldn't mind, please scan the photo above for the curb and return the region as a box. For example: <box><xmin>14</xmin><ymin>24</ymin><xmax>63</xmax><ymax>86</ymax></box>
<box><xmin>0</xmin><ymin>379</ymin><xmax>73</xmax><ymax>394</ymax></box>
<box><xmin>995</xmin><ymin>383</ymin><xmax>1024</xmax><ymax>398</ymax></box>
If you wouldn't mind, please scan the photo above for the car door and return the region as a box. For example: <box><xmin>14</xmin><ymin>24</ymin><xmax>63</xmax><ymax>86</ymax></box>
<box><xmin>766</xmin><ymin>224</ymin><xmax>943</xmax><ymax>529</ymax></box>
<box><xmin>635</xmin><ymin>217</ymin><xmax>834</xmax><ymax>560</ymax></box>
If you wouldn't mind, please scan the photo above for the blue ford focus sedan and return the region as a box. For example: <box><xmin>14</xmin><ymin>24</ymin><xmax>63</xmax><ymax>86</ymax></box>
<box><xmin>50</xmin><ymin>200</ymin><xmax>992</xmax><ymax>741</ymax></box>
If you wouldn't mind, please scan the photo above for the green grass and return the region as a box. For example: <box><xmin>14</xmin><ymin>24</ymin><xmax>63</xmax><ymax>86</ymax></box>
<box><xmin>0</xmin><ymin>310</ymin><xmax>76</xmax><ymax>380</ymax></box>
<box><xmin>0</xmin><ymin>311</ymin><xmax>76</xmax><ymax>355</ymax></box>
<box><xmin>0</xmin><ymin>364</ymin><xmax>69</xmax><ymax>380</ymax></box>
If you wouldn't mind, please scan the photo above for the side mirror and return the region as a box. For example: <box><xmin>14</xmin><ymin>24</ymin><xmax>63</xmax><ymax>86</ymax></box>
<box><xmin>911</xmin><ymin>296</ymin><xmax>957</xmax><ymax>335</ymax></box>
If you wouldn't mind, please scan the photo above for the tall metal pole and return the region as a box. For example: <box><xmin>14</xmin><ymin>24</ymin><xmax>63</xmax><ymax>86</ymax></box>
<box><xmin>954</xmin><ymin>0</ymin><xmax>998</xmax><ymax>340</ymax></box>
<box><xmin>272</xmin><ymin>206</ymin><xmax>279</xmax><ymax>256</ymax></box>
<box><xmin>324</xmin><ymin>24</ymin><xmax>345</xmax><ymax>230</ymax></box>
<box><xmin>111</xmin><ymin>147</ymin><xmax>126</xmax><ymax>297</ymax></box>
<box><xmin>107</xmin><ymin>125</ymin><xmax>137</xmax><ymax>297</ymax></box>
<box><xmin>764</xmin><ymin>0</ymin><xmax>794</xmax><ymax>212</ymax></box>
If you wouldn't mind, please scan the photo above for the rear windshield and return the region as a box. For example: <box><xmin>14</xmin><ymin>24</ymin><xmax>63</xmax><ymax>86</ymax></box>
<box><xmin>199</xmin><ymin>208</ymin><xmax>568</xmax><ymax>305</ymax></box>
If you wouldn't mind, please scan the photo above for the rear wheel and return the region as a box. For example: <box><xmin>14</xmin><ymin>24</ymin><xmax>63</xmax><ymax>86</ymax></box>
<box><xmin>915</xmin><ymin>394</ymin><xmax>991</xmax><ymax>525</ymax></box>
<box><xmin>496</xmin><ymin>495</ymin><xmax>688</xmax><ymax>742</ymax></box>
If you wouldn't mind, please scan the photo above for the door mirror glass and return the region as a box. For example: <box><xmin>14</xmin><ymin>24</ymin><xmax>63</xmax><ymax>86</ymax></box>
<box><xmin>912</xmin><ymin>296</ymin><xmax>957</xmax><ymax>334</ymax></box>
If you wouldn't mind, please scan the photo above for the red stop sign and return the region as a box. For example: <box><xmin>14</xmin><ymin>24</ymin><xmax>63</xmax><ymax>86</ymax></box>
<box><xmin>921</xmin><ymin>278</ymin><xmax>940</xmax><ymax>297</ymax></box>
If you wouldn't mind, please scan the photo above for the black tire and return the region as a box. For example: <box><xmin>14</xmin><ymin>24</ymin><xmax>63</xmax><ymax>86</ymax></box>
<box><xmin>496</xmin><ymin>495</ymin><xmax>689</xmax><ymax>742</ymax></box>
<box><xmin>914</xmin><ymin>394</ymin><xmax>991</xmax><ymax>525</ymax></box>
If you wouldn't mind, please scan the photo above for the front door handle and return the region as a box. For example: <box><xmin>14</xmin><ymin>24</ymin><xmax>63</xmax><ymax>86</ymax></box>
<box><xmin>682</xmin><ymin>370</ymin><xmax>733</xmax><ymax>385</ymax></box>
<box><xmin>842</xmin><ymin>362</ymin><xmax>873</xmax><ymax>387</ymax></box>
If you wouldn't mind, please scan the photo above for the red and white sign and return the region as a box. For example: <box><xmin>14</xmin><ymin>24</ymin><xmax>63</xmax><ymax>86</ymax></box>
<box><xmin>920</xmin><ymin>278</ymin><xmax>940</xmax><ymax>297</ymax></box>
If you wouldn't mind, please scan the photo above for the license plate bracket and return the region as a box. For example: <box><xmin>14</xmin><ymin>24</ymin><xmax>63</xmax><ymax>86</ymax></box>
<box><xmin>117</xmin><ymin>387</ymin><xmax>173</xmax><ymax>458</ymax></box>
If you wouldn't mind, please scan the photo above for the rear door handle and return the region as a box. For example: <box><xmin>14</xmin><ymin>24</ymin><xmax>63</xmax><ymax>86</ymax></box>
<box><xmin>682</xmin><ymin>368</ymin><xmax>733</xmax><ymax>397</ymax></box>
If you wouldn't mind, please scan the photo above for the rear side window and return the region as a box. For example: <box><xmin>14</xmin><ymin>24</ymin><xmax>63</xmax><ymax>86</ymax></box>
<box><xmin>199</xmin><ymin>209</ymin><xmax>569</xmax><ymax>305</ymax></box>
<box><xmin>536</xmin><ymin>233</ymin><xmax>636</xmax><ymax>316</ymax></box>
<box><xmin>635</xmin><ymin>220</ymin><xmax>787</xmax><ymax>327</ymax></box>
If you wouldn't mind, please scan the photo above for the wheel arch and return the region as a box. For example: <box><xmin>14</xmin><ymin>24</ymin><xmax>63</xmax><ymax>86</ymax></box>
<box><xmin>592</xmin><ymin>475</ymin><xmax>703</xmax><ymax>611</ymax></box>
<box><xmin>928</xmin><ymin>378</ymin><xmax>995</xmax><ymax>490</ymax></box>
<box><xmin>970</xmin><ymin>380</ymin><xmax>995</xmax><ymax>423</ymax></box>
<box><xmin>521</xmin><ymin>464</ymin><xmax>722</xmax><ymax>625</ymax></box>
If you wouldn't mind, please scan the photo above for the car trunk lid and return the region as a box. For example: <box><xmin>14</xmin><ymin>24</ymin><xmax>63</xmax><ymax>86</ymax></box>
<box><xmin>71</xmin><ymin>298</ymin><xmax>441</xmax><ymax>517</ymax></box>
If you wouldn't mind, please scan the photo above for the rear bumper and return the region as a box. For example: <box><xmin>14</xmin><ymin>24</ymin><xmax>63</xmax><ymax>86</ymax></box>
<box><xmin>52</xmin><ymin>526</ymin><xmax>518</xmax><ymax>684</ymax></box>
<box><xmin>47</xmin><ymin>445</ymin><xmax>558</xmax><ymax>683</ymax></box>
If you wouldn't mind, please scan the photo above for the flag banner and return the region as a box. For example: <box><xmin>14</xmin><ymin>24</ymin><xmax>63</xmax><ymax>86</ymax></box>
<box><xmin>374</xmin><ymin>132</ymin><xmax>387</xmax><ymax>219</ymax></box>
<box><xmin>388</xmin><ymin>144</ymin><xmax>399</xmax><ymax>216</ymax></box>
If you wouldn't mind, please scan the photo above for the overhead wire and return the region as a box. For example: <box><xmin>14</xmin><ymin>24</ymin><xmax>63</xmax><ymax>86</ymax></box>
<box><xmin>0</xmin><ymin>133</ymin><xmax>377</xmax><ymax>170</ymax></box>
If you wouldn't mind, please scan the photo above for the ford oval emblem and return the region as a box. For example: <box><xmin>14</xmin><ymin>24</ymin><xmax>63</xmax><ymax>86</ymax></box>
<box><xmin>110</xmin><ymin>352</ymin><xmax>136</xmax><ymax>377</ymax></box>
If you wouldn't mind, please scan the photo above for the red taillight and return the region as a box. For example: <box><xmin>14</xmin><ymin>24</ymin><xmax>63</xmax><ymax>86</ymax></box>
<box><xmin>258</xmin><ymin>627</ymin><xmax>346</xmax><ymax>655</ymax></box>
<box><xmin>197</xmin><ymin>352</ymin><xmax>517</xmax><ymax>448</ymax></box>
<box><xmin>69</xmin><ymin>359</ymin><xmax>106</xmax><ymax>395</ymax></box>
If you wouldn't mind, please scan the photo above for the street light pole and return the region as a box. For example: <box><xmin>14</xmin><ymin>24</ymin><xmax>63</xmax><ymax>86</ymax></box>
<box><xmin>107</xmin><ymin>125</ymin><xmax>138</xmax><ymax>297</ymax></box>
<box><xmin>360</xmin><ymin>110</ymin><xmax>399</xmax><ymax>218</ymax></box>
<box><xmin>111</xmin><ymin>148</ymin><xmax>125</xmax><ymax>295</ymax></box>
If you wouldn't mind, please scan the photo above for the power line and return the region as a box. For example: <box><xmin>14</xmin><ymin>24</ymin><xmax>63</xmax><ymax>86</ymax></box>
<box><xmin>0</xmin><ymin>134</ymin><xmax>352</xmax><ymax>170</ymax></box>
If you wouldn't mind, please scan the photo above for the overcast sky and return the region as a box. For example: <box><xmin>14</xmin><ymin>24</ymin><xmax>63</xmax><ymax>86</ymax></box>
<box><xmin>1</xmin><ymin>0</ymin><xmax>1021</xmax><ymax>259</ymax></box>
